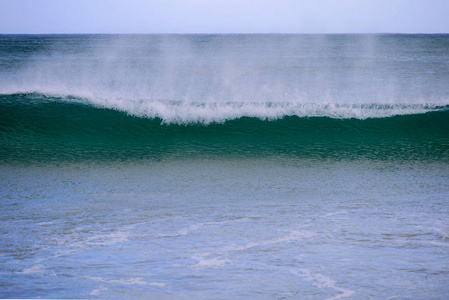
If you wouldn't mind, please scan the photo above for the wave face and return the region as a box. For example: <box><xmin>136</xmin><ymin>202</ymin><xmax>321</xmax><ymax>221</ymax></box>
<box><xmin>0</xmin><ymin>34</ymin><xmax>448</xmax><ymax>162</ymax></box>
<box><xmin>1</xmin><ymin>93</ymin><xmax>448</xmax><ymax>162</ymax></box>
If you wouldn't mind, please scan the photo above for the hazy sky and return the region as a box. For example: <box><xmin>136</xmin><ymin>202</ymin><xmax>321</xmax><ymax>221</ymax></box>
<box><xmin>1</xmin><ymin>0</ymin><xmax>448</xmax><ymax>34</ymax></box>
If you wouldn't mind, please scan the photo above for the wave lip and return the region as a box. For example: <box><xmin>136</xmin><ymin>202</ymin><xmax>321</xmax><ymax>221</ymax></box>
<box><xmin>107</xmin><ymin>100</ymin><xmax>446</xmax><ymax>124</ymax></box>
<box><xmin>1</xmin><ymin>92</ymin><xmax>447</xmax><ymax>124</ymax></box>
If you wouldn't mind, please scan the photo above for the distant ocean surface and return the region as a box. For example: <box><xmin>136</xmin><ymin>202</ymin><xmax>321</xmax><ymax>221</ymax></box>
<box><xmin>1</xmin><ymin>34</ymin><xmax>448</xmax><ymax>299</ymax></box>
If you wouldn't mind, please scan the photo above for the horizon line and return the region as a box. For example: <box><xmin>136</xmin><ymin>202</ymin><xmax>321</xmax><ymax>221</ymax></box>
<box><xmin>1</xmin><ymin>32</ymin><xmax>448</xmax><ymax>35</ymax></box>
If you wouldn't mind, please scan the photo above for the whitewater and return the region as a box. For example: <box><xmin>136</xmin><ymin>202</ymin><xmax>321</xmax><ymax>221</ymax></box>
<box><xmin>1</xmin><ymin>34</ymin><xmax>449</xmax><ymax>299</ymax></box>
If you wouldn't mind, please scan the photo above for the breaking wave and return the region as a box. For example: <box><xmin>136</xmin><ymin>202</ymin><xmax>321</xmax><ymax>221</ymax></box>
<box><xmin>1</xmin><ymin>93</ymin><xmax>448</xmax><ymax>162</ymax></box>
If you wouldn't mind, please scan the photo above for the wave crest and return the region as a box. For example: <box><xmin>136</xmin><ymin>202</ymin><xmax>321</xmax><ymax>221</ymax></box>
<box><xmin>1</xmin><ymin>92</ymin><xmax>446</xmax><ymax>124</ymax></box>
<box><xmin>100</xmin><ymin>100</ymin><xmax>445</xmax><ymax>124</ymax></box>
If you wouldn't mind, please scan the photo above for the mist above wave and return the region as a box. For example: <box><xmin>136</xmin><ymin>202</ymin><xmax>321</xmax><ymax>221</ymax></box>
<box><xmin>1</xmin><ymin>34</ymin><xmax>448</xmax><ymax>108</ymax></box>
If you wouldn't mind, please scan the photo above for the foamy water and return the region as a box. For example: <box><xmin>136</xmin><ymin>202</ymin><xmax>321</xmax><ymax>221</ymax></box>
<box><xmin>1</xmin><ymin>160</ymin><xmax>448</xmax><ymax>299</ymax></box>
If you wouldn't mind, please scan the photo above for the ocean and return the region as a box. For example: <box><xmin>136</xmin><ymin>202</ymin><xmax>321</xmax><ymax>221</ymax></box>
<box><xmin>0</xmin><ymin>34</ymin><xmax>448</xmax><ymax>299</ymax></box>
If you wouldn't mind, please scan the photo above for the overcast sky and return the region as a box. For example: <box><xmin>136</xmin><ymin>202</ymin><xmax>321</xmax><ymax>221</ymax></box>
<box><xmin>1</xmin><ymin>0</ymin><xmax>448</xmax><ymax>34</ymax></box>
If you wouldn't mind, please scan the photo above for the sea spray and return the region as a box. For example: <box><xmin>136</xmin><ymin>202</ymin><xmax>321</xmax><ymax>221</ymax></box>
<box><xmin>1</xmin><ymin>34</ymin><xmax>448</xmax><ymax>104</ymax></box>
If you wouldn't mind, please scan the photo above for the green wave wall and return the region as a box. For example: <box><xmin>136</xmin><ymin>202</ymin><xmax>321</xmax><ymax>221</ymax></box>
<box><xmin>1</xmin><ymin>95</ymin><xmax>448</xmax><ymax>163</ymax></box>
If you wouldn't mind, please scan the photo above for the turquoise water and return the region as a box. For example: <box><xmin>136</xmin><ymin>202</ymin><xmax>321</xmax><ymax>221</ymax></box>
<box><xmin>1</xmin><ymin>94</ymin><xmax>448</xmax><ymax>163</ymax></box>
<box><xmin>1</xmin><ymin>34</ymin><xmax>449</xmax><ymax>299</ymax></box>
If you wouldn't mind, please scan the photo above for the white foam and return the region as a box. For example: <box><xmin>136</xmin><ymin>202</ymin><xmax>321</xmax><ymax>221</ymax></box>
<box><xmin>155</xmin><ymin>223</ymin><xmax>204</xmax><ymax>238</ymax></box>
<box><xmin>12</xmin><ymin>90</ymin><xmax>446</xmax><ymax>124</ymax></box>
<box><xmin>297</xmin><ymin>268</ymin><xmax>355</xmax><ymax>300</ymax></box>
<box><xmin>86</xmin><ymin>231</ymin><xmax>129</xmax><ymax>245</ymax></box>
<box><xmin>106</xmin><ymin>100</ymin><xmax>441</xmax><ymax>124</ymax></box>
<box><xmin>191</xmin><ymin>253</ymin><xmax>231</xmax><ymax>267</ymax></box>
<box><xmin>82</xmin><ymin>276</ymin><xmax>166</xmax><ymax>287</ymax></box>
<box><xmin>90</xmin><ymin>285</ymin><xmax>108</xmax><ymax>296</ymax></box>
<box><xmin>191</xmin><ymin>229</ymin><xmax>315</xmax><ymax>268</ymax></box>
<box><xmin>155</xmin><ymin>218</ymin><xmax>250</xmax><ymax>237</ymax></box>
<box><xmin>20</xmin><ymin>264</ymin><xmax>46</xmax><ymax>274</ymax></box>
